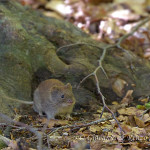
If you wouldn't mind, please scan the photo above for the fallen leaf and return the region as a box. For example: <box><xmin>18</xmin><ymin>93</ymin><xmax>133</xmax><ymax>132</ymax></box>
<box><xmin>89</xmin><ymin>125</ymin><xmax>102</xmax><ymax>133</ymax></box>
<box><xmin>121</xmin><ymin>124</ymin><xmax>132</xmax><ymax>133</ymax></box>
<box><xmin>132</xmin><ymin>127</ymin><xmax>147</xmax><ymax>137</ymax></box>
<box><xmin>128</xmin><ymin>115</ymin><xmax>136</xmax><ymax>127</ymax></box>
<box><xmin>121</xmin><ymin>90</ymin><xmax>133</xmax><ymax>106</ymax></box>
<box><xmin>46</xmin><ymin>0</ymin><xmax>67</xmax><ymax>16</ymax></box>
<box><xmin>129</xmin><ymin>145</ymin><xmax>142</xmax><ymax>150</ymax></box>
<box><xmin>118</xmin><ymin>107</ymin><xmax>144</xmax><ymax>116</ymax></box>
<box><xmin>134</xmin><ymin>116</ymin><xmax>145</xmax><ymax>128</ymax></box>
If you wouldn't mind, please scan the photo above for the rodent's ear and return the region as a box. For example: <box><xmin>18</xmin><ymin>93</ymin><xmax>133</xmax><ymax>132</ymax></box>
<box><xmin>50</xmin><ymin>86</ymin><xmax>59</xmax><ymax>92</ymax></box>
<box><xmin>65</xmin><ymin>83</ymin><xmax>72</xmax><ymax>89</ymax></box>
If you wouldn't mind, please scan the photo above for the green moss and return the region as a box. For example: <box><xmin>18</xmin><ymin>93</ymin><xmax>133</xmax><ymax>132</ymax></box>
<box><xmin>0</xmin><ymin>140</ymin><xmax>7</xmax><ymax>149</ymax></box>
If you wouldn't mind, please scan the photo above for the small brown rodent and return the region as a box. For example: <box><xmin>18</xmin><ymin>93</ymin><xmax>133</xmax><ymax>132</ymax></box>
<box><xmin>2</xmin><ymin>79</ymin><xmax>76</xmax><ymax>120</ymax></box>
<box><xmin>33</xmin><ymin>79</ymin><xmax>76</xmax><ymax>119</ymax></box>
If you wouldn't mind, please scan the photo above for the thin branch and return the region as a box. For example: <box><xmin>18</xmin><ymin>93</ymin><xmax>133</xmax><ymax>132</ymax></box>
<box><xmin>56</xmin><ymin>16</ymin><xmax>150</xmax><ymax>135</ymax></box>
<box><xmin>57</xmin><ymin>42</ymin><xmax>103</xmax><ymax>52</ymax></box>
<box><xmin>79</xmin><ymin>17</ymin><xmax>150</xmax><ymax>132</ymax></box>
<box><xmin>117</xmin><ymin>17</ymin><xmax>150</xmax><ymax>47</ymax></box>
<box><xmin>77</xmin><ymin>72</ymin><xmax>93</xmax><ymax>89</ymax></box>
<box><xmin>49</xmin><ymin>117</ymin><xmax>112</xmax><ymax>136</ymax></box>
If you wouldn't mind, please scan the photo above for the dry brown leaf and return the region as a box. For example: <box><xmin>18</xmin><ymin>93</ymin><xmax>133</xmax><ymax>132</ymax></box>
<box><xmin>46</xmin><ymin>0</ymin><xmax>67</xmax><ymax>16</ymax></box>
<box><xmin>134</xmin><ymin>116</ymin><xmax>145</xmax><ymax>128</ymax></box>
<box><xmin>112</xmin><ymin>78</ymin><xmax>127</xmax><ymax>97</ymax></box>
<box><xmin>144</xmin><ymin>124</ymin><xmax>150</xmax><ymax>133</ymax></box>
<box><xmin>139</xmin><ymin>97</ymin><xmax>149</xmax><ymax>103</ymax></box>
<box><xmin>97</xmin><ymin>107</ymin><xmax>103</xmax><ymax>113</ymax></box>
<box><xmin>142</xmin><ymin>114</ymin><xmax>150</xmax><ymax>123</ymax></box>
<box><xmin>90</xmin><ymin>140</ymin><xmax>103</xmax><ymax>150</ymax></box>
<box><xmin>128</xmin><ymin>115</ymin><xmax>136</xmax><ymax>127</ymax></box>
<box><xmin>78</xmin><ymin>127</ymin><xmax>87</xmax><ymax>132</ymax></box>
<box><xmin>101</xmin><ymin>112</ymin><xmax>112</xmax><ymax>118</ymax></box>
<box><xmin>93</xmin><ymin>114</ymin><xmax>101</xmax><ymax>120</ymax></box>
<box><xmin>121</xmin><ymin>90</ymin><xmax>133</xmax><ymax>106</ymax></box>
<box><xmin>131</xmin><ymin>127</ymin><xmax>147</xmax><ymax>137</ymax></box>
<box><xmin>138</xmin><ymin>142</ymin><xmax>150</xmax><ymax>149</ymax></box>
<box><xmin>121</xmin><ymin>124</ymin><xmax>132</xmax><ymax>133</ymax></box>
<box><xmin>49</xmin><ymin>134</ymin><xmax>64</xmax><ymax>146</ymax></box>
<box><xmin>89</xmin><ymin>125</ymin><xmax>102</xmax><ymax>133</ymax></box>
<box><xmin>118</xmin><ymin>107</ymin><xmax>144</xmax><ymax>116</ymax></box>
<box><xmin>112</xmin><ymin>101</ymin><xmax>119</xmax><ymax>105</ymax></box>
<box><xmin>117</xmin><ymin>115</ymin><xmax>128</xmax><ymax>122</ymax></box>
<box><xmin>129</xmin><ymin>145</ymin><xmax>142</xmax><ymax>150</ymax></box>
<box><xmin>82</xmin><ymin>130</ymin><xmax>91</xmax><ymax>137</ymax></box>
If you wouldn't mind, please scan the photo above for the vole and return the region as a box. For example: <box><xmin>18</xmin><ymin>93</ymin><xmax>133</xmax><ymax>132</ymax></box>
<box><xmin>33</xmin><ymin>79</ymin><xmax>76</xmax><ymax>119</ymax></box>
<box><xmin>2</xmin><ymin>79</ymin><xmax>76</xmax><ymax>119</ymax></box>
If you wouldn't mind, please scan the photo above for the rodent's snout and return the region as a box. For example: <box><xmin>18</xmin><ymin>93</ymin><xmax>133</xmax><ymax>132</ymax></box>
<box><xmin>67</xmin><ymin>99</ymin><xmax>73</xmax><ymax>104</ymax></box>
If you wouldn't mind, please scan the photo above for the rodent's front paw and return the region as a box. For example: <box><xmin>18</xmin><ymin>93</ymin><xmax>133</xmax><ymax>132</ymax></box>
<box><xmin>66</xmin><ymin>114</ymin><xmax>73</xmax><ymax>120</ymax></box>
<box><xmin>58</xmin><ymin>114</ymin><xmax>73</xmax><ymax>120</ymax></box>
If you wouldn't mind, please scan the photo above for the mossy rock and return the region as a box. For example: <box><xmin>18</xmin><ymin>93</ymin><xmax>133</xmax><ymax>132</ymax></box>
<box><xmin>0</xmin><ymin>140</ymin><xmax>7</xmax><ymax>149</ymax></box>
<box><xmin>0</xmin><ymin>0</ymin><xmax>150</xmax><ymax>120</ymax></box>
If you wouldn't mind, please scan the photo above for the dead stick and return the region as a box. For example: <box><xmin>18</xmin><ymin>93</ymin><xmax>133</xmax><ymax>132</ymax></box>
<box><xmin>49</xmin><ymin>117</ymin><xmax>112</xmax><ymax>136</ymax></box>
<box><xmin>56</xmin><ymin>16</ymin><xmax>150</xmax><ymax>135</ymax></box>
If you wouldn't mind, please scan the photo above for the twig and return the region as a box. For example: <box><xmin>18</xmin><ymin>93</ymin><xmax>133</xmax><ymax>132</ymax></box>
<box><xmin>49</xmin><ymin>117</ymin><xmax>112</xmax><ymax>136</ymax></box>
<box><xmin>41</xmin><ymin>119</ymin><xmax>52</xmax><ymax>148</ymax></box>
<box><xmin>77</xmin><ymin>72</ymin><xmax>93</xmax><ymax>89</ymax></box>
<box><xmin>0</xmin><ymin>122</ymin><xmax>26</xmax><ymax>130</ymax></box>
<box><xmin>57</xmin><ymin>42</ymin><xmax>103</xmax><ymax>52</ymax></box>
<box><xmin>0</xmin><ymin>112</ymin><xmax>42</xmax><ymax>150</ymax></box>
<box><xmin>116</xmin><ymin>17</ymin><xmax>150</xmax><ymax>48</ymax></box>
<box><xmin>56</xmin><ymin>17</ymin><xmax>150</xmax><ymax>135</ymax></box>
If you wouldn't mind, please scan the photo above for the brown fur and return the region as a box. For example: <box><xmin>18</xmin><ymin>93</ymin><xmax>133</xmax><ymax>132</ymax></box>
<box><xmin>33</xmin><ymin>79</ymin><xmax>76</xmax><ymax>119</ymax></box>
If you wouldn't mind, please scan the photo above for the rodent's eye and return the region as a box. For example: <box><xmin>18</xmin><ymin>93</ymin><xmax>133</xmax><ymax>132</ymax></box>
<box><xmin>61</xmin><ymin>94</ymin><xmax>65</xmax><ymax>99</ymax></box>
